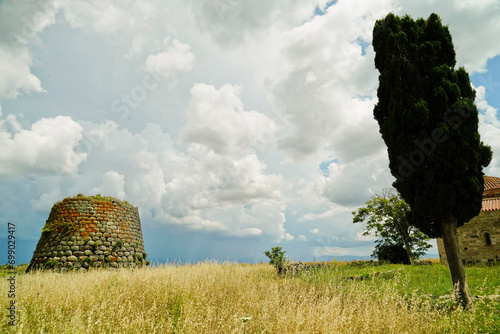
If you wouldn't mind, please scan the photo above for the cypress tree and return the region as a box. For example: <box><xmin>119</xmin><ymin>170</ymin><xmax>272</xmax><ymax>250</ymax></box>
<box><xmin>372</xmin><ymin>12</ymin><xmax>492</xmax><ymax>308</ymax></box>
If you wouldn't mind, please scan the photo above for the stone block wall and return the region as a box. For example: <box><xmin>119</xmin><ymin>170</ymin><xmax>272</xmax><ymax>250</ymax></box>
<box><xmin>437</xmin><ymin>210</ymin><xmax>500</xmax><ymax>265</ymax></box>
<box><xmin>26</xmin><ymin>194</ymin><xmax>148</xmax><ymax>272</ymax></box>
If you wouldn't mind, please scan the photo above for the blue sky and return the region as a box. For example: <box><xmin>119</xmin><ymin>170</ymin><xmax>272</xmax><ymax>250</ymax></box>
<box><xmin>472</xmin><ymin>56</ymin><xmax>500</xmax><ymax>112</ymax></box>
<box><xmin>1</xmin><ymin>0</ymin><xmax>500</xmax><ymax>265</ymax></box>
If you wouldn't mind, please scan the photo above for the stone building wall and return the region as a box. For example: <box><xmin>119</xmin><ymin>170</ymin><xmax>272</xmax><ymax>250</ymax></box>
<box><xmin>26</xmin><ymin>194</ymin><xmax>147</xmax><ymax>272</ymax></box>
<box><xmin>437</xmin><ymin>209</ymin><xmax>500</xmax><ymax>265</ymax></box>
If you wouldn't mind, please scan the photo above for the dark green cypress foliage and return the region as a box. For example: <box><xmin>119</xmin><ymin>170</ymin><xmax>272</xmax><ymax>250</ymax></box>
<box><xmin>372</xmin><ymin>12</ymin><xmax>492</xmax><ymax>308</ymax></box>
<box><xmin>373</xmin><ymin>13</ymin><xmax>491</xmax><ymax>238</ymax></box>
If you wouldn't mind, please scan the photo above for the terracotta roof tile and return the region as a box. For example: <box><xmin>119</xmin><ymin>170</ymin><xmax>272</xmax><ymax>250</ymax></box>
<box><xmin>484</xmin><ymin>175</ymin><xmax>500</xmax><ymax>191</ymax></box>
<box><xmin>481</xmin><ymin>198</ymin><xmax>500</xmax><ymax>212</ymax></box>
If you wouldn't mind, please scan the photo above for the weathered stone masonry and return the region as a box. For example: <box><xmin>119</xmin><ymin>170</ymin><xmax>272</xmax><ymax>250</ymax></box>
<box><xmin>437</xmin><ymin>175</ymin><xmax>500</xmax><ymax>265</ymax></box>
<box><xmin>26</xmin><ymin>194</ymin><xmax>147</xmax><ymax>272</ymax></box>
<box><xmin>437</xmin><ymin>210</ymin><xmax>500</xmax><ymax>265</ymax></box>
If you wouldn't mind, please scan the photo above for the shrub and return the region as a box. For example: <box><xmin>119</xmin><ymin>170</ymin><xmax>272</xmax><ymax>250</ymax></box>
<box><xmin>113</xmin><ymin>240</ymin><xmax>124</xmax><ymax>251</ymax></box>
<box><xmin>44</xmin><ymin>260</ymin><xmax>58</xmax><ymax>269</ymax></box>
<box><xmin>375</xmin><ymin>244</ymin><xmax>410</xmax><ymax>264</ymax></box>
<box><xmin>264</xmin><ymin>246</ymin><xmax>288</xmax><ymax>275</ymax></box>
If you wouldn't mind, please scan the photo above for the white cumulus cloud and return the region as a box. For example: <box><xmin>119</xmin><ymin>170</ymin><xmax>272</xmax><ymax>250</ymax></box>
<box><xmin>0</xmin><ymin>0</ymin><xmax>63</xmax><ymax>98</ymax></box>
<box><xmin>269</xmin><ymin>0</ymin><xmax>392</xmax><ymax>161</ymax></box>
<box><xmin>0</xmin><ymin>115</ymin><xmax>86</xmax><ymax>178</ymax></box>
<box><xmin>180</xmin><ymin>83</ymin><xmax>276</xmax><ymax>154</ymax></box>
<box><xmin>144</xmin><ymin>38</ymin><xmax>196</xmax><ymax>80</ymax></box>
<box><xmin>90</xmin><ymin>171</ymin><xmax>126</xmax><ymax>200</ymax></box>
<box><xmin>476</xmin><ymin>85</ymin><xmax>500</xmax><ymax>177</ymax></box>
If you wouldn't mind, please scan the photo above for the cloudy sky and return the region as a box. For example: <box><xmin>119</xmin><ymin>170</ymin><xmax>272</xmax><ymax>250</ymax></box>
<box><xmin>1</xmin><ymin>0</ymin><xmax>500</xmax><ymax>265</ymax></box>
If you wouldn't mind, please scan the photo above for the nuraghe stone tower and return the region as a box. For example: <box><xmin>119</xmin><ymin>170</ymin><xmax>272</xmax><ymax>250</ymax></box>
<box><xmin>27</xmin><ymin>194</ymin><xmax>148</xmax><ymax>272</ymax></box>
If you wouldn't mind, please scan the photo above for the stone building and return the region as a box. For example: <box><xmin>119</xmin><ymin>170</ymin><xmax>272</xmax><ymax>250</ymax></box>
<box><xmin>27</xmin><ymin>194</ymin><xmax>148</xmax><ymax>272</ymax></box>
<box><xmin>437</xmin><ymin>175</ymin><xmax>500</xmax><ymax>265</ymax></box>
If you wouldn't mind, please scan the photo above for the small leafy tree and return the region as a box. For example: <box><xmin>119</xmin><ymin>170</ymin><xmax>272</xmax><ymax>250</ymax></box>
<box><xmin>264</xmin><ymin>246</ymin><xmax>288</xmax><ymax>275</ymax></box>
<box><xmin>353</xmin><ymin>189</ymin><xmax>432</xmax><ymax>264</ymax></box>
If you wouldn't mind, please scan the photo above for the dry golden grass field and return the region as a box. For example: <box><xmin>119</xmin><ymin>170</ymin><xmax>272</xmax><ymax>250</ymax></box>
<box><xmin>1</xmin><ymin>260</ymin><xmax>499</xmax><ymax>333</ymax></box>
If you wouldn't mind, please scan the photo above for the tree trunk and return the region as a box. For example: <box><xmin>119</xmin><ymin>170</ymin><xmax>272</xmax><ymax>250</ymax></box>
<box><xmin>439</xmin><ymin>215</ymin><xmax>473</xmax><ymax>309</ymax></box>
<box><xmin>401</xmin><ymin>229</ymin><xmax>413</xmax><ymax>265</ymax></box>
<box><xmin>403</xmin><ymin>240</ymin><xmax>413</xmax><ymax>265</ymax></box>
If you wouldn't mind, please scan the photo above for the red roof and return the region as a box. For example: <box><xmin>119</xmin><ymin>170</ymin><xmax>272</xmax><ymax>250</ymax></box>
<box><xmin>482</xmin><ymin>198</ymin><xmax>500</xmax><ymax>212</ymax></box>
<box><xmin>484</xmin><ymin>175</ymin><xmax>500</xmax><ymax>191</ymax></box>
<box><xmin>481</xmin><ymin>176</ymin><xmax>500</xmax><ymax>212</ymax></box>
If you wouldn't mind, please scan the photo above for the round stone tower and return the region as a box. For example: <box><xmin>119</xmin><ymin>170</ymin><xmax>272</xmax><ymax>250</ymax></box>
<box><xmin>26</xmin><ymin>194</ymin><xmax>148</xmax><ymax>272</ymax></box>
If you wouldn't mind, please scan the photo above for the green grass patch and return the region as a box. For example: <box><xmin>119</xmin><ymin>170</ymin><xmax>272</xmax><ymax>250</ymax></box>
<box><xmin>294</xmin><ymin>262</ymin><xmax>500</xmax><ymax>297</ymax></box>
